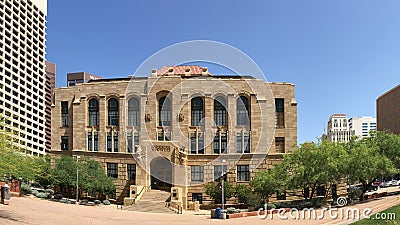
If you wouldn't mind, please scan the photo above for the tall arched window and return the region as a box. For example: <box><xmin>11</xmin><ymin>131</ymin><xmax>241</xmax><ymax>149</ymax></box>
<box><xmin>214</xmin><ymin>96</ymin><xmax>226</xmax><ymax>126</ymax></box>
<box><xmin>128</xmin><ymin>97</ymin><xmax>140</xmax><ymax>127</ymax></box>
<box><xmin>191</xmin><ymin>97</ymin><xmax>204</xmax><ymax>126</ymax></box>
<box><xmin>237</xmin><ymin>96</ymin><xmax>249</xmax><ymax>125</ymax></box>
<box><xmin>88</xmin><ymin>98</ymin><xmax>99</xmax><ymax>126</ymax></box>
<box><xmin>108</xmin><ymin>98</ymin><xmax>119</xmax><ymax>126</ymax></box>
<box><xmin>159</xmin><ymin>96</ymin><xmax>171</xmax><ymax>126</ymax></box>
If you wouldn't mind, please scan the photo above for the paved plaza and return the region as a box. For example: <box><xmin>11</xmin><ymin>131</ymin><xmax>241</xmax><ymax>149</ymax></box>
<box><xmin>0</xmin><ymin>190</ymin><xmax>399</xmax><ymax>225</ymax></box>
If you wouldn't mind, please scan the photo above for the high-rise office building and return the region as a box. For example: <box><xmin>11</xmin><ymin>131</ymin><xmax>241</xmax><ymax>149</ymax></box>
<box><xmin>348</xmin><ymin>116</ymin><xmax>376</xmax><ymax>138</ymax></box>
<box><xmin>0</xmin><ymin>0</ymin><xmax>47</xmax><ymax>155</ymax></box>
<box><xmin>377</xmin><ymin>84</ymin><xmax>400</xmax><ymax>134</ymax></box>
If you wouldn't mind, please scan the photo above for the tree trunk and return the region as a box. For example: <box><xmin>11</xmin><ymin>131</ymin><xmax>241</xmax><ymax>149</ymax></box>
<box><xmin>359</xmin><ymin>181</ymin><xmax>373</xmax><ymax>201</ymax></box>
<box><xmin>309</xmin><ymin>182</ymin><xmax>317</xmax><ymax>200</ymax></box>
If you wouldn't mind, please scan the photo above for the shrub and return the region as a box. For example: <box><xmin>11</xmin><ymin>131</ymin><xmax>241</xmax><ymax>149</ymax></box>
<box><xmin>266</xmin><ymin>203</ymin><xmax>276</xmax><ymax>210</ymax></box>
<box><xmin>349</xmin><ymin>189</ymin><xmax>362</xmax><ymax>200</ymax></box>
<box><xmin>226</xmin><ymin>207</ymin><xmax>236</xmax><ymax>214</ymax></box>
<box><xmin>299</xmin><ymin>201</ymin><xmax>313</xmax><ymax>209</ymax></box>
<box><xmin>36</xmin><ymin>193</ymin><xmax>49</xmax><ymax>199</ymax></box>
<box><xmin>235</xmin><ymin>184</ymin><xmax>252</xmax><ymax>204</ymax></box>
<box><xmin>60</xmin><ymin>198</ymin><xmax>69</xmax><ymax>204</ymax></box>
<box><xmin>32</xmin><ymin>190</ymin><xmax>39</xmax><ymax>196</ymax></box>
<box><xmin>94</xmin><ymin>200</ymin><xmax>101</xmax><ymax>205</ymax></box>
<box><xmin>103</xmin><ymin>200</ymin><xmax>110</xmax><ymax>205</ymax></box>
<box><xmin>247</xmin><ymin>193</ymin><xmax>263</xmax><ymax>211</ymax></box>
<box><xmin>20</xmin><ymin>184</ymin><xmax>32</xmax><ymax>195</ymax></box>
<box><xmin>54</xmin><ymin>194</ymin><xmax>62</xmax><ymax>200</ymax></box>
<box><xmin>45</xmin><ymin>189</ymin><xmax>54</xmax><ymax>196</ymax></box>
<box><xmin>274</xmin><ymin>202</ymin><xmax>284</xmax><ymax>209</ymax></box>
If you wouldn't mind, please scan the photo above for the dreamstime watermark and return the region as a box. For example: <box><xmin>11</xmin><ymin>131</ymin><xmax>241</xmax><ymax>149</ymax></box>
<box><xmin>258</xmin><ymin>197</ymin><xmax>374</xmax><ymax>221</ymax></box>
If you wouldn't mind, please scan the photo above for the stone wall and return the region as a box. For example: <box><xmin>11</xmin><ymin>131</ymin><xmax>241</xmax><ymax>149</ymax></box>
<box><xmin>51</xmin><ymin>73</ymin><xmax>298</xmax><ymax>205</ymax></box>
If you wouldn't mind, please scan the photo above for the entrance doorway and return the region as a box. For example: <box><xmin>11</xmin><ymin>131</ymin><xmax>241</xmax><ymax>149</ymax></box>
<box><xmin>150</xmin><ymin>157</ymin><xmax>173</xmax><ymax>192</ymax></box>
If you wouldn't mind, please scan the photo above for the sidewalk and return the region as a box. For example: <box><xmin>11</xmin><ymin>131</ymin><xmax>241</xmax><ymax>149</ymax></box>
<box><xmin>0</xmin><ymin>190</ymin><xmax>399</xmax><ymax>225</ymax></box>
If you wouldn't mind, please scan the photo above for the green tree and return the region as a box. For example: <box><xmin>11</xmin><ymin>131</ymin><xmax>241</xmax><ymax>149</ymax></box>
<box><xmin>235</xmin><ymin>184</ymin><xmax>252</xmax><ymax>204</ymax></box>
<box><xmin>284</xmin><ymin>140</ymin><xmax>347</xmax><ymax>199</ymax></box>
<box><xmin>51</xmin><ymin>155</ymin><xmax>77</xmax><ymax>190</ymax></box>
<box><xmin>34</xmin><ymin>156</ymin><xmax>54</xmax><ymax>188</ymax></box>
<box><xmin>0</xmin><ymin>118</ymin><xmax>45</xmax><ymax>181</ymax></box>
<box><xmin>344</xmin><ymin>137</ymin><xmax>396</xmax><ymax>200</ymax></box>
<box><xmin>250</xmin><ymin>163</ymin><xmax>287</xmax><ymax>204</ymax></box>
<box><xmin>79</xmin><ymin>158</ymin><xmax>115</xmax><ymax>197</ymax></box>
<box><xmin>52</xmin><ymin>156</ymin><xmax>115</xmax><ymax>197</ymax></box>
<box><xmin>368</xmin><ymin>131</ymin><xmax>400</xmax><ymax>170</ymax></box>
<box><xmin>205</xmin><ymin>181</ymin><xmax>234</xmax><ymax>204</ymax></box>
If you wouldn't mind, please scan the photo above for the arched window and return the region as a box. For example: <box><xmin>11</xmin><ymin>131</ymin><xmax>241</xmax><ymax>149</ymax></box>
<box><xmin>191</xmin><ymin>97</ymin><xmax>204</xmax><ymax>126</ymax></box>
<box><xmin>88</xmin><ymin>98</ymin><xmax>99</xmax><ymax>126</ymax></box>
<box><xmin>108</xmin><ymin>98</ymin><xmax>119</xmax><ymax>126</ymax></box>
<box><xmin>128</xmin><ymin>97</ymin><xmax>140</xmax><ymax>127</ymax></box>
<box><xmin>159</xmin><ymin>96</ymin><xmax>171</xmax><ymax>126</ymax></box>
<box><xmin>237</xmin><ymin>96</ymin><xmax>249</xmax><ymax>125</ymax></box>
<box><xmin>214</xmin><ymin>96</ymin><xmax>226</xmax><ymax>126</ymax></box>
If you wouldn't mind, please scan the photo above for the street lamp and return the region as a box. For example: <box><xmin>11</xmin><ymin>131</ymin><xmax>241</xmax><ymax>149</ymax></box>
<box><xmin>75</xmin><ymin>155</ymin><xmax>81</xmax><ymax>203</ymax></box>
<box><xmin>221</xmin><ymin>159</ymin><xmax>225</xmax><ymax>211</ymax></box>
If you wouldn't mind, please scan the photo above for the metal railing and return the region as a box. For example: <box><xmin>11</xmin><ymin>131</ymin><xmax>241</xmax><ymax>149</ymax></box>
<box><xmin>167</xmin><ymin>201</ymin><xmax>183</xmax><ymax>214</ymax></box>
<box><xmin>133</xmin><ymin>186</ymin><xmax>146</xmax><ymax>204</ymax></box>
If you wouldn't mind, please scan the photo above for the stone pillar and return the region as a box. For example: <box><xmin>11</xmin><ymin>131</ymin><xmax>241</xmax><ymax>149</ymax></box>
<box><xmin>98</xmin><ymin>95</ymin><xmax>107</xmax><ymax>152</ymax></box>
<box><xmin>227</xmin><ymin>94</ymin><xmax>236</xmax><ymax>154</ymax></box>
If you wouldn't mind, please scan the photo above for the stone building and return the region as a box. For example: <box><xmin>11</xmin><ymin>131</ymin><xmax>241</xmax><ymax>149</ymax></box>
<box><xmin>377</xmin><ymin>84</ymin><xmax>400</xmax><ymax>134</ymax></box>
<box><xmin>50</xmin><ymin>65</ymin><xmax>297</xmax><ymax>208</ymax></box>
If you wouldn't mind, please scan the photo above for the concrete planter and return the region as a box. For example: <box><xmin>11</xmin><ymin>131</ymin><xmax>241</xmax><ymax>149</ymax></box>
<box><xmin>226</xmin><ymin>208</ymin><xmax>290</xmax><ymax>219</ymax></box>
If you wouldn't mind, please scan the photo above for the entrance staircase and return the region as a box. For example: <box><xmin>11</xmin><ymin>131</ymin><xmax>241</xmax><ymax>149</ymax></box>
<box><xmin>125</xmin><ymin>190</ymin><xmax>174</xmax><ymax>214</ymax></box>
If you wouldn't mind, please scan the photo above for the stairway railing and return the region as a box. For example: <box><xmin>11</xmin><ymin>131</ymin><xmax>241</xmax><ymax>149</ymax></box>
<box><xmin>134</xmin><ymin>185</ymin><xmax>146</xmax><ymax>204</ymax></box>
<box><xmin>167</xmin><ymin>201</ymin><xmax>183</xmax><ymax>214</ymax></box>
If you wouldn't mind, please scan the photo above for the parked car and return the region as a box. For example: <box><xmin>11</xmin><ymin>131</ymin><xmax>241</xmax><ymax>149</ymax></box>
<box><xmin>380</xmin><ymin>181</ymin><xmax>392</xmax><ymax>188</ymax></box>
<box><xmin>373</xmin><ymin>179</ymin><xmax>382</xmax><ymax>187</ymax></box>
<box><xmin>367</xmin><ymin>185</ymin><xmax>379</xmax><ymax>192</ymax></box>
<box><xmin>389</xmin><ymin>180</ymin><xmax>399</xmax><ymax>186</ymax></box>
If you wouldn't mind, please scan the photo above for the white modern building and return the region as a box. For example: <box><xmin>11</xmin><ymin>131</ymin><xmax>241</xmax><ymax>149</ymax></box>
<box><xmin>348</xmin><ymin>116</ymin><xmax>376</xmax><ymax>138</ymax></box>
<box><xmin>0</xmin><ymin>0</ymin><xmax>47</xmax><ymax>155</ymax></box>
<box><xmin>326</xmin><ymin>114</ymin><xmax>352</xmax><ymax>142</ymax></box>
<box><xmin>326</xmin><ymin>114</ymin><xmax>376</xmax><ymax>142</ymax></box>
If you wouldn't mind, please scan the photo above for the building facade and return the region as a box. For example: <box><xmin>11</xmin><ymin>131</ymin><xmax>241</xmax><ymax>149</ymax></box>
<box><xmin>67</xmin><ymin>72</ymin><xmax>102</xmax><ymax>87</ymax></box>
<box><xmin>326</xmin><ymin>114</ymin><xmax>352</xmax><ymax>142</ymax></box>
<box><xmin>0</xmin><ymin>0</ymin><xmax>47</xmax><ymax>155</ymax></box>
<box><xmin>45</xmin><ymin>61</ymin><xmax>56</xmax><ymax>152</ymax></box>
<box><xmin>348</xmin><ymin>116</ymin><xmax>376</xmax><ymax>138</ymax></box>
<box><xmin>51</xmin><ymin>66</ymin><xmax>298</xmax><ymax>207</ymax></box>
<box><xmin>377</xmin><ymin>84</ymin><xmax>400</xmax><ymax>134</ymax></box>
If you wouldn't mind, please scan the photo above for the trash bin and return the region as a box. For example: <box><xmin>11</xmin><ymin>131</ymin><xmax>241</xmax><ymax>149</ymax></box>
<box><xmin>1</xmin><ymin>184</ymin><xmax>10</xmax><ymax>205</ymax></box>
<box><xmin>216</xmin><ymin>208</ymin><xmax>222</xmax><ymax>219</ymax></box>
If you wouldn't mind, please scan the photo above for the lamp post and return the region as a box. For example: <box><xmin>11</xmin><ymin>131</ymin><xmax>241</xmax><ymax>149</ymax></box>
<box><xmin>221</xmin><ymin>159</ymin><xmax>225</xmax><ymax>211</ymax></box>
<box><xmin>75</xmin><ymin>155</ymin><xmax>81</xmax><ymax>203</ymax></box>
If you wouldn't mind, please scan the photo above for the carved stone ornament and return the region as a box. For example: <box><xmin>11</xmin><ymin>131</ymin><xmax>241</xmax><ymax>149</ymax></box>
<box><xmin>145</xmin><ymin>114</ymin><xmax>152</xmax><ymax>122</ymax></box>
<box><xmin>178</xmin><ymin>113</ymin><xmax>185</xmax><ymax>122</ymax></box>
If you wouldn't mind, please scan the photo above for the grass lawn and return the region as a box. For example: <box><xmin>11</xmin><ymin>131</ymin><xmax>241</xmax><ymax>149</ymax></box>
<box><xmin>351</xmin><ymin>203</ymin><xmax>400</xmax><ymax>225</ymax></box>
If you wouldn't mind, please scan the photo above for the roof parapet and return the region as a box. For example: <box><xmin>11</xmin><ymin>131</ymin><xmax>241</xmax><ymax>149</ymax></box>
<box><xmin>201</xmin><ymin>67</ymin><xmax>208</xmax><ymax>76</ymax></box>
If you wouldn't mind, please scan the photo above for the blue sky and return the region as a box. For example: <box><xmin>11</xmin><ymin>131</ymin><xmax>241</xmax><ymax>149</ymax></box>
<box><xmin>46</xmin><ymin>0</ymin><xmax>400</xmax><ymax>144</ymax></box>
